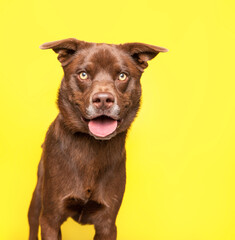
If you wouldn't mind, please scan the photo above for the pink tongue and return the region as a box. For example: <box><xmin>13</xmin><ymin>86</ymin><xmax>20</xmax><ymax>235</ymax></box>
<box><xmin>88</xmin><ymin>118</ymin><xmax>118</xmax><ymax>137</ymax></box>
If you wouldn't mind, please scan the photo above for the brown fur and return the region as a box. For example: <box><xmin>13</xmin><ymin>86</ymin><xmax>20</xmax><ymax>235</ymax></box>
<box><xmin>28</xmin><ymin>38</ymin><xmax>167</xmax><ymax>240</ymax></box>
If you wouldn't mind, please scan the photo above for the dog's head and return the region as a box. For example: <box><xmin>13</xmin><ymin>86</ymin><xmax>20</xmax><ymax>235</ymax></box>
<box><xmin>40</xmin><ymin>38</ymin><xmax>167</xmax><ymax>140</ymax></box>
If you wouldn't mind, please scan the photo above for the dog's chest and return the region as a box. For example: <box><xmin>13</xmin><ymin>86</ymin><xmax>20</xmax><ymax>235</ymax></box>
<box><xmin>63</xmin><ymin>157</ymin><xmax>111</xmax><ymax>217</ymax></box>
<box><xmin>75</xmin><ymin>160</ymin><xmax>101</xmax><ymax>194</ymax></box>
<box><xmin>50</xmin><ymin>125</ymin><xmax>124</xmax><ymax>207</ymax></box>
<box><xmin>65</xmin><ymin>145</ymin><xmax>111</xmax><ymax>199</ymax></box>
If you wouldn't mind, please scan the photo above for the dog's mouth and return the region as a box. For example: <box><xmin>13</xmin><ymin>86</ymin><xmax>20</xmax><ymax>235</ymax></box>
<box><xmin>83</xmin><ymin>115</ymin><xmax>120</xmax><ymax>138</ymax></box>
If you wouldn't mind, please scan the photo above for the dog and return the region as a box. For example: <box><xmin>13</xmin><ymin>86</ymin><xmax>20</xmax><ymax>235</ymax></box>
<box><xmin>28</xmin><ymin>38</ymin><xmax>167</xmax><ymax>240</ymax></box>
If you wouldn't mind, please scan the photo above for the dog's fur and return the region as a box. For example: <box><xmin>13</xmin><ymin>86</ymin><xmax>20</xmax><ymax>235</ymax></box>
<box><xmin>28</xmin><ymin>38</ymin><xmax>167</xmax><ymax>240</ymax></box>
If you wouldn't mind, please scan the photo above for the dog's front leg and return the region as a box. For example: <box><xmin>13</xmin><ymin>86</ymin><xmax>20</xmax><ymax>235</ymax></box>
<box><xmin>28</xmin><ymin>160</ymin><xmax>43</xmax><ymax>240</ymax></box>
<box><xmin>94</xmin><ymin>221</ymin><xmax>117</xmax><ymax>240</ymax></box>
<box><xmin>40</xmin><ymin>214</ymin><xmax>62</xmax><ymax>240</ymax></box>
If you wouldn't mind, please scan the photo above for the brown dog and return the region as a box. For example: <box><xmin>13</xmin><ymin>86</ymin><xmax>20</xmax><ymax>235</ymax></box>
<box><xmin>28</xmin><ymin>38</ymin><xmax>167</xmax><ymax>240</ymax></box>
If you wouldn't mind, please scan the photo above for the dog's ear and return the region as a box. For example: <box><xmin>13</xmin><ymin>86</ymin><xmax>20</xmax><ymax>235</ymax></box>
<box><xmin>120</xmin><ymin>42</ymin><xmax>168</xmax><ymax>70</ymax></box>
<box><xmin>40</xmin><ymin>38</ymin><xmax>83</xmax><ymax>66</ymax></box>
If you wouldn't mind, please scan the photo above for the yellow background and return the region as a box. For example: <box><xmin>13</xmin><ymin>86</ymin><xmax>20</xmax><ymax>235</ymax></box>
<box><xmin>0</xmin><ymin>0</ymin><xmax>235</xmax><ymax>239</ymax></box>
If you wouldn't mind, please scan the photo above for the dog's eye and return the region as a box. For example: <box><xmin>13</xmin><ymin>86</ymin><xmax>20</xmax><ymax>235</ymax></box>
<box><xmin>79</xmin><ymin>72</ymin><xmax>88</xmax><ymax>80</ymax></box>
<box><xmin>119</xmin><ymin>73</ymin><xmax>127</xmax><ymax>81</ymax></box>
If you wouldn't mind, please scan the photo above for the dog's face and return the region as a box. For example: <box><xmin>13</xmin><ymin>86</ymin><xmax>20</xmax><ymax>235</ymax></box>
<box><xmin>41</xmin><ymin>38</ymin><xmax>167</xmax><ymax>140</ymax></box>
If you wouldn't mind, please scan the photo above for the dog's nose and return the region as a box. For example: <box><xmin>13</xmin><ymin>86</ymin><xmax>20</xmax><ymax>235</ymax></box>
<box><xmin>92</xmin><ymin>92</ymin><xmax>115</xmax><ymax>109</ymax></box>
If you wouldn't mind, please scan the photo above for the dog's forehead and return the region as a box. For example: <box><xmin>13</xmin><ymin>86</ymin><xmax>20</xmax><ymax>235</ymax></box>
<box><xmin>85</xmin><ymin>44</ymin><xmax>125</xmax><ymax>68</ymax></box>
<box><xmin>67</xmin><ymin>43</ymin><xmax>138</xmax><ymax>78</ymax></box>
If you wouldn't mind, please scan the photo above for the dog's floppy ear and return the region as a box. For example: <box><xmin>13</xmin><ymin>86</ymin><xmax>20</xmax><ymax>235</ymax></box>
<box><xmin>120</xmin><ymin>42</ymin><xmax>168</xmax><ymax>70</ymax></box>
<box><xmin>40</xmin><ymin>38</ymin><xmax>83</xmax><ymax>66</ymax></box>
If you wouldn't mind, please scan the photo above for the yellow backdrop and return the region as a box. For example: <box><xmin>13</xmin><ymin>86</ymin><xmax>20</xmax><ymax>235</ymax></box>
<box><xmin>0</xmin><ymin>0</ymin><xmax>235</xmax><ymax>239</ymax></box>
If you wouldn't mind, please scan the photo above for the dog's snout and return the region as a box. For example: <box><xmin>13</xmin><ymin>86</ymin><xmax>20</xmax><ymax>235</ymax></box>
<box><xmin>92</xmin><ymin>92</ymin><xmax>115</xmax><ymax>109</ymax></box>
